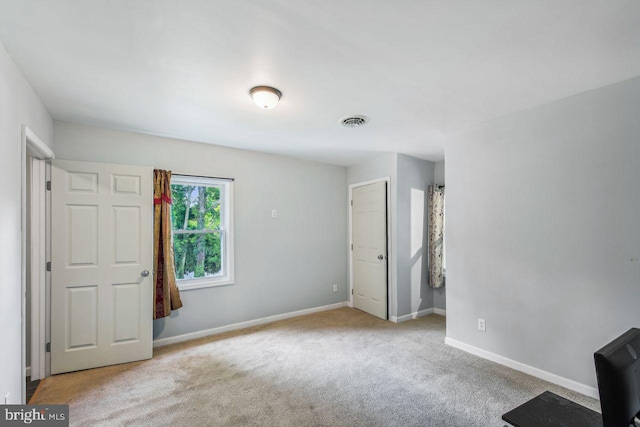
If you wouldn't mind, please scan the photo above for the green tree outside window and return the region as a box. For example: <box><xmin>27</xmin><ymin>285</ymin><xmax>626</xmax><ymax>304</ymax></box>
<box><xmin>171</xmin><ymin>184</ymin><xmax>223</xmax><ymax>280</ymax></box>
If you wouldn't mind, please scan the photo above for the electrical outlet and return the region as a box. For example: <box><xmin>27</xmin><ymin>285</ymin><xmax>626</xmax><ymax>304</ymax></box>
<box><xmin>478</xmin><ymin>318</ymin><xmax>486</xmax><ymax>332</ymax></box>
<box><xmin>332</xmin><ymin>284</ymin><xmax>338</xmax><ymax>292</ymax></box>
<box><xmin>4</xmin><ymin>392</ymin><xmax>9</xmax><ymax>404</ymax></box>
<box><xmin>271</xmin><ymin>209</ymin><xmax>278</xmax><ymax>219</ymax></box>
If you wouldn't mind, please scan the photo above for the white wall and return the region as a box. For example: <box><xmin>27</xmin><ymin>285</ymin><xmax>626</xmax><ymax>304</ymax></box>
<box><xmin>433</xmin><ymin>161</ymin><xmax>444</xmax><ymax>186</ymax></box>
<box><xmin>433</xmin><ymin>160</ymin><xmax>446</xmax><ymax>310</ymax></box>
<box><xmin>53</xmin><ymin>122</ymin><xmax>348</xmax><ymax>341</ymax></box>
<box><xmin>396</xmin><ymin>154</ymin><xmax>433</xmax><ymax>317</ymax></box>
<box><xmin>446</xmin><ymin>76</ymin><xmax>640</xmax><ymax>392</ymax></box>
<box><xmin>0</xmin><ymin>41</ymin><xmax>53</xmax><ymax>403</ymax></box>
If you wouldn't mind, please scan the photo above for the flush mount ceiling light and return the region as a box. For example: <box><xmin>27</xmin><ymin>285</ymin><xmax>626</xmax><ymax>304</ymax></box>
<box><xmin>250</xmin><ymin>86</ymin><xmax>282</xmax><ymax>109</ymax></box>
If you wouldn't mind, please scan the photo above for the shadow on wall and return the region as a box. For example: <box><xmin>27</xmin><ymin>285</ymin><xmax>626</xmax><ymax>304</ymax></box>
<box><xmin>153</xmin><ymin>309</ymin><xmax>181</xmax><ymax>340</ymax></box>
<box><xmin>409</xmin><ymin>187</ymin><xmax>432</xmax><ymax>313</ymax></box>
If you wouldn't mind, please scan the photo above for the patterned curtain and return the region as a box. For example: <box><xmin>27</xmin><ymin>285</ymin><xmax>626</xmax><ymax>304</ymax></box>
<box><xmin>153</xmin><ymin>170</ymin><xmax>183</xmax><ymax>319</ymax></box>
<box><xmin>428</xmin><ymin>185</ymin><xmax>445</xmax><ymax>288</ymax></box>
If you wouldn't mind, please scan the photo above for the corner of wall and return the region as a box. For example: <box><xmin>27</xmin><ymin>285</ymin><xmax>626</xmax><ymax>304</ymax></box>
<box><xmin>0</xmin><ymin>38</ymin><xmax>54</xmax><ymax>404</ymax></box>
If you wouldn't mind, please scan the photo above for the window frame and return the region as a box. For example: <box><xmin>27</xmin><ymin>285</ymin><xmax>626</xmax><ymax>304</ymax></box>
<box><xmin>170</xmin><ymin>174</ymin><xmax>234</xmax><ymax>291</ymax></box>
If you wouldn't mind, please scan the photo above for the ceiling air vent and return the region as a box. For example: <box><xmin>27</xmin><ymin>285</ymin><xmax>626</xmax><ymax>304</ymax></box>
<box><xmin>340</xmin><ymin>115</ymin><xmax>369</xmax><ymax>128</ymax></box>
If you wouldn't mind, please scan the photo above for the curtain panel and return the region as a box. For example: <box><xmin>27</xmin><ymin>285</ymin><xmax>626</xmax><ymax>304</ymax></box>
<box><xmin>153</xmin><ymin>169</ymin><xmax>183</xmax><ymax>319</ymax></box>
<box><xmin>428</xmin><ymin>185</ymin><xmax>445</xmax><ymax>288</ymax></box>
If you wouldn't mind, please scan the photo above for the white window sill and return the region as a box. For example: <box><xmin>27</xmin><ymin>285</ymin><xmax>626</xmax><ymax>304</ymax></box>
<box><xmin>177</xmin><ymin>276</ymin><xmax>234</xmax><ymax>291</ymax></box>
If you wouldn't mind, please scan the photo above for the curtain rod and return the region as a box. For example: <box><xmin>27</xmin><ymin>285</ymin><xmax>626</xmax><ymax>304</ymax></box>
<box><xmin>172</xmin><ymin>172</ymin><xmax>235</xmax><ymax>181</ymax></box>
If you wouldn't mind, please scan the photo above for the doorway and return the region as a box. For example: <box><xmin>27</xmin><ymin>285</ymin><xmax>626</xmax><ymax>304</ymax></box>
<box><xmin>22</xmin><ymin>126</ymin><xmax>54</xmax><ymax>403</ymax></box>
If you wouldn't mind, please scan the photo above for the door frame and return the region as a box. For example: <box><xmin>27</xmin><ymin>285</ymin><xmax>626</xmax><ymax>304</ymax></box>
<box><xmin>21</xmin><ymin>125</ymin><xmax>54</xmax><ymax>397</ymax></box>
<box><xmin>348</xmin><ymin>177</ymin><xmax>391</xmax><ymax>318</ymax></box>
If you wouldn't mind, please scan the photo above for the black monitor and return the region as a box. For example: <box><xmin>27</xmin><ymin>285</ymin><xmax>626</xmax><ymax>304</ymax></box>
<box><xmin>594</xmin><ymin>328</ymin><xmax>640</xmax><ymax>427</ymax></box>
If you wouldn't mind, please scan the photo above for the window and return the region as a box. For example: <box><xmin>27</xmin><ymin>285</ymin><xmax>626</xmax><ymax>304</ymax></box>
<box><xmin>170</xmin><ymin>175</ymin><xmax>234</xmax><ymax>290</ymax></box>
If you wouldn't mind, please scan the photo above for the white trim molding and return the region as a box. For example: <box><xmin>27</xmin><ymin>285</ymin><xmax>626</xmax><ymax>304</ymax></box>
<box><xmin>433</xmin><ymin>308</ymin><xmax>446</xmax><ymax>316</ymax></box>
<box><xmin>444</xmin><ymin>337</ymin><xmax>599</xmax><ymax>399</ymax></box>
<box><xmin>154</xmin><ymin>302</ymin><xmax>348</xmax><ymax>348</ymax></box>
<box><xmin>28</xmin><ymin>158</ymin><xmax>47</xmax><ymax>381</ymax></box>
<box><xmin>24</xmin><ymin>126</ymin><xmax>54</xmax><ymax>160</ymax></box>
<box><xmin>390</xmin><ymin>308</ymin><xmax>434</xmax><ymax>323</ymax></box>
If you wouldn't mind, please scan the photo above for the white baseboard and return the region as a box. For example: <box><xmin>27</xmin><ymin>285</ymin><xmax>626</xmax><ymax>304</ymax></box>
<box><xmin>444</xmin><ymin>337</ymin><xmax>598</xmax><ymax>399</ymax></box>
<box><xmin>391</xmin><ymin>308</ymin><xmax>434</xmax><ymax>323</ymax></box>
<box><xmin>433</xmin><ymin>308</ymin><xmax>446</xmax><ymax>316</ymax></box>
<box><xmin>153</xmin><ymin>302</ymin><xmax>349</xmax><ymax>348</ymax></box>
<box><xmin>25</xmin><ymin>366</ymin><xmax>31</xmax><ymax>378</ymax></box>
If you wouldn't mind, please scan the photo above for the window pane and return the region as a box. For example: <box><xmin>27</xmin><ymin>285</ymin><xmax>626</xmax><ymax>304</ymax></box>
<box><xmin>172</xmin><ymin>232</ymin><xmax>223</xmax><ymax>279</ymax></box>
<box><xmin>171</xmin><ymin>184</ymin><xmax>221</xmax><ymax>231</ymax></box>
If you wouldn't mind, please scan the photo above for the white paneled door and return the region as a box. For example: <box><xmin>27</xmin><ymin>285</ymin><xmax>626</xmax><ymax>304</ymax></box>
<box><xmin>51</xmin><ymin>160</ymin><xmax>153</xmax><ymax>374</ymax></box>
<box><xmin>352</xmin><ymin>181</ymin><xmax>388</xmax><ymax>320</ymax></box>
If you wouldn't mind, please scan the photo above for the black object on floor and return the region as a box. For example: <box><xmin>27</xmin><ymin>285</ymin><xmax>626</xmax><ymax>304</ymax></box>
<box><xmin>26</xmin><ymin>377</ymin><xmax>40</xmax><ymax>403</ymax></box>
<box><xmin>594</xmin><ymin>328</ymin><xmax>640</xmax><ymax>427</ymax></box>
<box><xmin>502</xmin><ymin>391</ymin><xmax>603</xmax><ymax>427</ymax></box>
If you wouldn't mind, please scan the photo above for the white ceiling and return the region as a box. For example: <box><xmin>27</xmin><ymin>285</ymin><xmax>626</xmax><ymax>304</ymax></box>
<box><xmin>1</xmin><ymin>1</ymin><xmax>639</xmax><ymax>166</ymax></box>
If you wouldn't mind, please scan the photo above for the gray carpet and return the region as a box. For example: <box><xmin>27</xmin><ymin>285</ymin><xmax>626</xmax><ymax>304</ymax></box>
<box><xmin>34</xmin><ymin>307</ymin><xmax>600</xmax><ymax>426</ymax></box>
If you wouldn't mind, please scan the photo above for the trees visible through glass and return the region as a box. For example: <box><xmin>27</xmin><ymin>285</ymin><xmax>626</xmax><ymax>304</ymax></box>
<box><xmin>170</xmin><ymin>183</ymin><xmax>223</xmax><ymax>280</ymax></box>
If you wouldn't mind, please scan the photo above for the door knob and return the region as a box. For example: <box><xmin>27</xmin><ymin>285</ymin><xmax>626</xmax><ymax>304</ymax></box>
<box><xmin>378</xmin><ymin>255</ymin><xmax>384</xmax><ymax>260</ymax></box>
<box><xmin>141</xmin><ymin>270</ymin><xmax>150</xmax><ymax>277</ymax></box>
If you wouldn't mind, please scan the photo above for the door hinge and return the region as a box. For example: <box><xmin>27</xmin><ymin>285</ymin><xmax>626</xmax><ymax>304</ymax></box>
<box><xmin>45</xmin><ymin>342</ymin><xmax>51</xmax><ymax>353</ymax></box>
<box><xmin>351</xmin><ymin>289</ymin><xmax>353</xmax><ymax>295</ymax></box>
<box><xmin>350</xmin><ymin>200</ymin><xmax>353</xmax><ymax>206</ymax></box>
<box><xmin>46</xmin><ymin>181</ymin><xmax>51</xmax><ymax>191</ymax></box>
<box><xmin>351</xmin><ymin>244</ymin><xmax>353</xmax><ymax>250</ymax></box>
<box><xmin>46</xmin><ymin>262</ymin><xmax>51</xmax><ymax>272</ymax></box>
